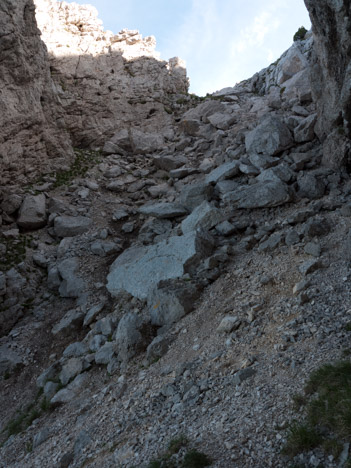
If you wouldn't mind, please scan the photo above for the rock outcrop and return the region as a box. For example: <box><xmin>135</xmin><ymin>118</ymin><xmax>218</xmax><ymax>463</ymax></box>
<box><xmin>304</xmin><ymin>0</ymin><xmax>351</xmax><ymax>168</ymax></box>
<box><xmin>0</xmin><ymin>0</ymin><xmax>73</xmax><ymax>186</ymax></box>
<box><xmin>34</xmin><ymin>0</ymin><xmax>189</xmax><ymax>149</ymax></box>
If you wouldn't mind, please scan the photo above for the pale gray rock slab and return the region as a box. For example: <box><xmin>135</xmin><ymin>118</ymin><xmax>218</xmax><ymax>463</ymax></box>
<box><xmin>294</xmin><ymin>113</ymin><xmax>317</xmax><ymax>143</ymax></box>
<box><xmin>181</xmin><ymin>201</ymin><xmax>223</xmax><ymax>234</ymax></box>
<box><xmin>59</xmin><ymin>358</ymin><xmax>86</xmax><ymax>386</ymax></box>
<box><xmin>52</xmin><ymin>308</ymin><xmax>84</xmax><ymax>336</ymax></box>
<box><xmin>239</xmin><ymin>163</ymin><xmax>260</xmax><ymax>176</ymax></box>
<box><xmin>95</xmin><ymin>342</ymin><xmax>116</xmax><ymax>365</ymax></box>
<box><xmin>205</xmin><ymin>161</ymin><xmax>240</xmax><ymax>184</ymax></box>
<box><xmin>256</xmin><ymin>163</ymin><xmax>295</xmax><ymax>183</ymax></box>
<box><xmin>180</xmin><ymin>183</ymin><xmax>214</xmax><ymax>211</ymax></box>
<box><xmin>258</xmin><ymin>232</ymin><xmax>283</xmax><ymax>252</ymax></box>
<box><xmin>83</xmin><ymin>302</ymin><xmax>106</xmax><ymax>327</ymax></box>
<box><xmin>54</xmin><ymin>215</ymin><xmax>92</xmax><ymax>237</ymax></box>
<box><xmin>17</xmin><ymin>194</ymin><xmax>47</xmax><ymax>230</ymax></box>
<box><xmin>224</xmin><ymin>180</ymin><xmax>291</xmax><ymax>208</ymax></box>
<box><xmin>139</xmin><ymin>202</ymin><xmax>188</xmax><ymax>219</ymax></box>
<box><xmin>130</xmin><ymin>129</ymin><xmax>164</xmax><ymax>154</ymax></box>
<box><xmin>63</xmin><ymin>342</ymin><xmax>88</xmax><ymax>358</ymax></box>
<box><xmin>57</xmin><ymin>257</ymin><xmax>85</xmax><ymax>298</ymax></box>
<box><xmin>107</xmin><ymin>230</ymin><xmax>214</xmax><ymax>300</ymax></box>
<box><xmin>245</xmin><ymin>115</ymin><xmax>293</xmax><ymax>156</ymax></box>
<box><xmin>217</xmin><ymin>316</ymin><xmax>240</xmax><ymax>333</ymax></box>
<box><xmin>148</xmin><ymin>279</ymin><xmax>201</xmax><ymax>327</ymax></box>
<box><xmin>207</xmin><ymin>112</ymin><xmax>237</xmax><ymax>130</ymax></box>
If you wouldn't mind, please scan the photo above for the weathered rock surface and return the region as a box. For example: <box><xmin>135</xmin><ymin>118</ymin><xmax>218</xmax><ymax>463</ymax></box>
<box><xmin>34</xmin><ymin>0</ymin><xmax>189</xmax><ymax>149</ymax></box>
<box><xmin>0</xmin><ymin>0</ymin><xmax>73</xmax><ymax>186</ymax></box>
<box><xmin>107</xmin><ymin>230</ymin><xmax>214</xmax><ymax>299</ymax></box>
<box><xmin>224</xmin><ymin>180</ymin><xmax>291</xmax><ymax>208</ymax></box>
<box><xmin>245</xmin><ymin>116</ymin><xmax>293</xmax><ymax>156</ymax></box>
<box><xmin>148</xmin><ymin>279</ymin><xmax>201</xmax><ymax>327</ymax></box>
<box><xmin>17</xmin><ymin>194</ymin><xmax>47</xmax><ymax>230</ymax></box>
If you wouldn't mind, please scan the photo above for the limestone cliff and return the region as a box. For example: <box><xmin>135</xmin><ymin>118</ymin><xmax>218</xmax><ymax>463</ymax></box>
<box><xmin>304</xmin><ymin>0</ymin><xmax>351</xmax><ymax>168</ymax></box>
<box><xmin>0</xmin><ymin>0</ymin><xmax>74</xmax><ymax>187</ymax></box>
<box><xmin>34</xmin><ymin>0</ymin><xmax>189</xmax><ymax>150</ymax></box>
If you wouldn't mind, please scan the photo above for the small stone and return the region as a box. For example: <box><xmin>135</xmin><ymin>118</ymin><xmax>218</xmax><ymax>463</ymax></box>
<box><xmin>232</xmin><ymin>368</ymin><xmax>256</xmax><ymax>385</ymax></box>
<box><xmin>217</xmin><ymin>316</ymin><xmax>241</xmax><ymax>333</ymax></box>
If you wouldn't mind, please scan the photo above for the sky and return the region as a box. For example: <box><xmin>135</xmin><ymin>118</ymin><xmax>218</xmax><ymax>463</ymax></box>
<box><xmin>65</xmin><ymin>0</ymin><xmax>311</xmax><ymax>96</ymax></box>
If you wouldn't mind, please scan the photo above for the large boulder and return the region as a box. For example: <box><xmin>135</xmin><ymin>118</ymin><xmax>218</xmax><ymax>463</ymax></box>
<box><xmin>17</xmin><ymin>194</ymin><xmax>47</xmax><ymax>230</ymax></box>
<box><xmin>106</xmin><ymin>230</ymin><xmax>214</xmax><ymax>300</ymax></box>
<box><xmin>245</xmin><ymin>116</ymin><xmax>293</xmax><ymax>156</ymax></box>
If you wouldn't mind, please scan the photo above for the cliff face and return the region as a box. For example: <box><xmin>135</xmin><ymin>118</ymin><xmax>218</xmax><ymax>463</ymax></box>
<box><xmin>34</xmin><ymin>0</ymin><xmax>189</xmax><ymax>150</ymax></box>
<box><xmin>304</xmin><ymin>0</ymin><xmax>351</xmax><ymax>168</ymax></box>
<box><xmin>0</xmin><ymin>0</ymin><xmax>73</xmax><ymax>187</ymax></box>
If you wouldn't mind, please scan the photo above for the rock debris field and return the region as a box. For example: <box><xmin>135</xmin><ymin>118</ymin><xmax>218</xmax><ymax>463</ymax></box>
<box><xmin>1</xmin><ymin>1</ymin><xmax>351</xmax><ymax>467</ymax></box>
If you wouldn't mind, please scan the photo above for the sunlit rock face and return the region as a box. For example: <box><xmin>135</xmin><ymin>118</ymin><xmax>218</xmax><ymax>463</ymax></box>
<box><xmin>0</xmin><ymin>0</ymin><xmax>73</xmax><ymax>187</ymax></box>
<box><xmin>34</xmin><ymin>0</ymin><xmax>189</xmax><ymax>150</ymax></box>
<box><xmin>304</xmin><ymin>0</ymin><xmax>351</xmax><ymax>168</ymax></box>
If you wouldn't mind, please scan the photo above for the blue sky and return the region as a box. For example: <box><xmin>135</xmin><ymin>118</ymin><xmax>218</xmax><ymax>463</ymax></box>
<box><xmin>65</xmin><ymin>0</ymin><xmax>311</xmax><ymax>95</ymax></box>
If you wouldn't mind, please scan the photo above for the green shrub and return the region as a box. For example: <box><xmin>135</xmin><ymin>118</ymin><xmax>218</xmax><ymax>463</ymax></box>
<box><xmin>293</xmin><ymin>27</ymin><xmax>307</xmax><ymax>42</ymax></box>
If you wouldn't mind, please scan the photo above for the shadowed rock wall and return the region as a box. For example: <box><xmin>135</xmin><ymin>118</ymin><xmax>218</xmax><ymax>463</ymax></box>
<box><xmin>0</xmin><ymin>0</ymin><xmax>74</xmax><ymax>187</ymax></box>
<box><xmin>304</xmin><ymin>0</ymin><xmax>351</xmax><ymax>168</ymax></box>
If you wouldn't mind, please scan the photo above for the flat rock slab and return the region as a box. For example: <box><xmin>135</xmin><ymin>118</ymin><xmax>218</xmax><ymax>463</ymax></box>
<box><xmin>139</xmin><ymin>202</ymin><xmax>188</xmax><ymax>219</ymax></box>
<box><xmin>224</xmin><ymin>180</ymin><xmax>291</xmax><ymax>209</ymax></box>
<box><xmin>205</xmin><ymin>161</ymin><xmax>240</xmax><ymax>185</ymax></box>
<box><xmin>54</xmin><ymin>216</ymin><xmax>92</xmax><ymax>237</ymax></box>
<box><xmin>17</xmin><ymin>194</ymin><xmax>47</xmax><ymax>230</ymax></box>
<box><xmin>107</xmin><ymin>230</ymin><xmax>214</xmax><ymax>299</ymax></box>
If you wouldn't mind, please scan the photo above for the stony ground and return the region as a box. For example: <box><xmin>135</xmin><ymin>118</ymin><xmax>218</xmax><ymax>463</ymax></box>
<box><xmin>1</xmin><ymin>38</ymin><xmax>351</xmax><ymax>467</ymax></box>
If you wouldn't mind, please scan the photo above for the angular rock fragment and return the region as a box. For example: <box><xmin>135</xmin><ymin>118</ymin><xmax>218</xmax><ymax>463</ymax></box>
<box><xmin>148</xmin><ymin>279</ymin><xmax>201</xmax><ymax>327</ymax></box>
<box><xmin>17</xmin><ymin>194</ymin><xmax>47</xmax><ymax>230</ymax></box>
<box><xmin>107</xmin><ymin>230</ymin><xmax>214</xmax><ymax>299</ymax></box>
<box><xmin>245</xmin><ymin>116</ymin><xmax>293</xmax><ymax>156</ymax></box>
<box><xmin>54</xmin><ymin>216</ymin><xmax>92</xmax><ymax>237</ymax></box>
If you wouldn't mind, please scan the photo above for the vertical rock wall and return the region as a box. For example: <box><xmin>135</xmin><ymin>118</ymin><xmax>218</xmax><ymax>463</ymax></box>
<box><xmin>34</xmin><ymin>0</ymin><xmax>189</xmax><ymax>149</ymax></box>
<box><xmin>0</xmin><ymin>0</ymin><xmax>73</xmax><ymax>187</ymax></box>
<box><xmin>304</xmin><ymin>0</ymin><xmax>351</xmax><ymax>168</ymax></box>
